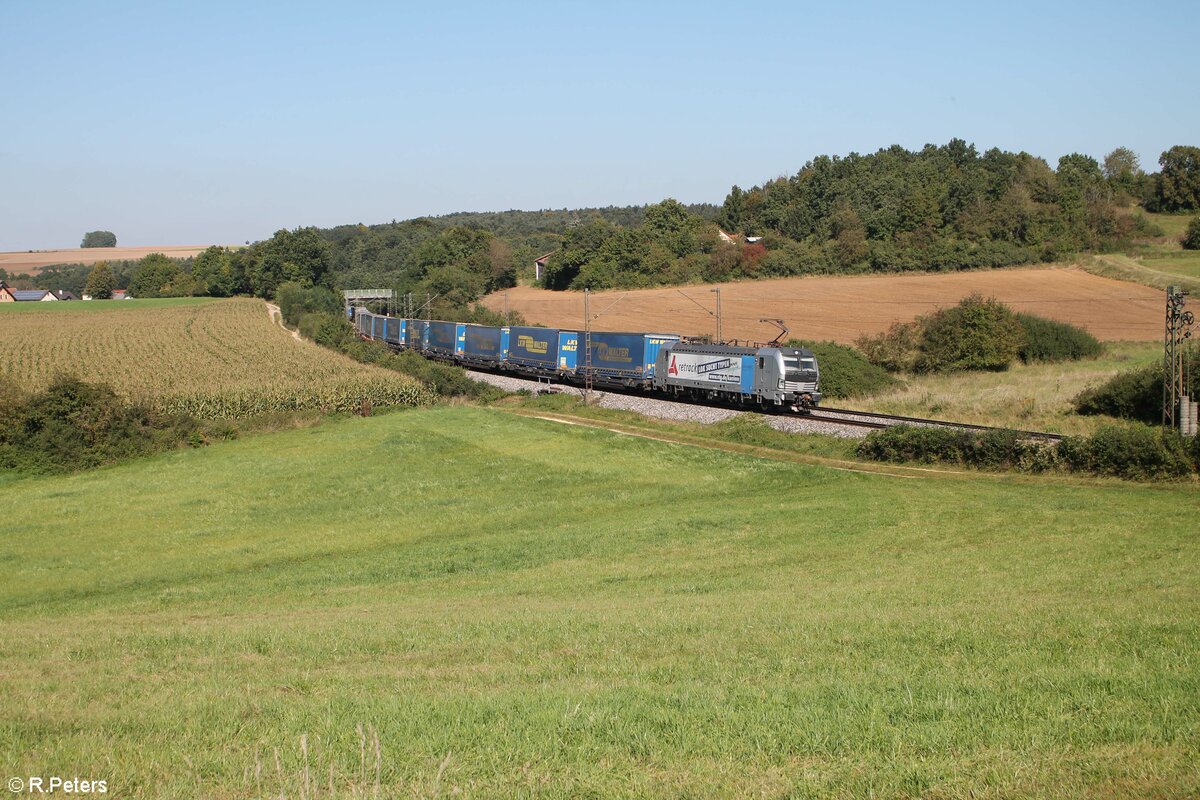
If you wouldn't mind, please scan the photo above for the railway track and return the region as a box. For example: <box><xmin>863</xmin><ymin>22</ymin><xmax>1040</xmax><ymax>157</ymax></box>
<box><xmin>804</xmin><ymin>406</ymin><xmax>1066</xmax><ymax>442</ymax></box>
<box><xmin>461</xmin><ymin>363</ymin><xmax>1068</xmax><ymax>443</ymax></box>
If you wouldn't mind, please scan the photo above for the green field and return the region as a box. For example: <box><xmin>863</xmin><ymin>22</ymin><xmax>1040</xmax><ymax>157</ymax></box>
<box><xmin>1139</xmin><ymin>252</ymin><xmax>1200</xmax><ymax>280</ymax></box>
<box><xmin>1</xmin><ymin>407</ymin><xmax>1196</xmax><ymax>798</ymax></box>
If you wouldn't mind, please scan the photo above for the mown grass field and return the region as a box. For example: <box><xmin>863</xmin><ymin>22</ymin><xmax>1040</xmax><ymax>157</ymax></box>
<box><xmin>1</xmin><ymin>407</ymin><xmax>1196</xmax><ymax>798</ymax></box>
<box><xmin>1139</xmin><ymin>251</ymin><xmax>1200</xmax><ymax>280</ymax></box>
<box><xmin>837</xmin><ymin>341</ymin><xmax>1161</xmax><ymax>435</ymax></box>
<box><xmin>0</xmin><ymin>297</ymin><xmax>429</xmax><ymax>417</ymax></box>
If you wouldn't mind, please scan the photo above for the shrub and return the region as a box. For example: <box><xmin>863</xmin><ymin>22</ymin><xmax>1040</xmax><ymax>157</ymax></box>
<box><xmin>1015</xmin><ymin>313</ymin><xmax>1103</xmax><ymax>363</ymax></box>
<box><xmin>856</xmin><ymin>421</ymin><xmax>1197</xmax><ymax>481</ymax></box>
<box><xmin>385</xmin><ymin>351</ymin><xmax>504</xmax><ymax>400</ymax></box>
<box><xmin>915</xmin><ymin>293</ymin><xmax>1024</xmax><ymax>372</ymax></box>
<box><xmin>331</xmin><ymin>330</ymin><xmax>505</xmax><ymax>401</ymax></box>
<box><xmin>855</xmin><ymin>321</ymin><xmax>923</xmax><ymax>372</ymax></box>
<box><xmin>856</xmin><ymin>425</ymin><xmax>978</xmax><ymax>464</ymax></box>
<box><xmin>276</xmin><ymin>282</ymin><xmax>342</xmax><ymax>327</ymax></box>
<box><xmin>1074</xmin><ymin>350</ymin><xmax>1200</xmax><ymax>423</ymax></box>
<box><xmin>855</xmin><ymin>425</ymin><xmax>1046</xmax><ymax>469</ymax></box>
<box><xmin>1056</xmin><ymin>425</ymin><xmax>1195</xmax><ymax>480</ymax></box>
<box><xmin>0</xmin><ymin>376</ymin><xmax>202</xmax><ymax>473</ymax></box>
<box><xmin>788</xmin><ymin>340</ymin><xmax>900</xmax><ymax>399</ymax></box>
<box><xmin>299</xmin><ymin>312</ymin><xmax>355</xmax><ymax>350</ymax></box>
<box><xmin>1181</xmin><ymin>217</ymin><xmax>1200</xmax><ymax>250</ymax></box>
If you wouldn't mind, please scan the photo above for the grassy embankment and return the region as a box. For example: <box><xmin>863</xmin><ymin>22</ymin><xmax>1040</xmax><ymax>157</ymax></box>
<box><xmin>1</xmin><ymin>406</ymin><xmax>1197</xmax><ymax>798</ymax></box>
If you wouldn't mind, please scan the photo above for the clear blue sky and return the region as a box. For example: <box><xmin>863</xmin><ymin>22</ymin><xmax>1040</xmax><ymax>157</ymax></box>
<box><xmin>1</xmin><ymin>0</ymin><xmax>1196</xmax><ymax>251</ymax></box>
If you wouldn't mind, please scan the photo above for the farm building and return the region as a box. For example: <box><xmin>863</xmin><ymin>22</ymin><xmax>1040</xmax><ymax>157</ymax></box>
<box><xmin>10</xmin><ymin>289</ymin><xmax>57</xmax><ymax>302</ymax></box>
<box><xmin>0</xmin><ymin>282</ymin><xmax>13</xmax><ymax>302</ymax></box>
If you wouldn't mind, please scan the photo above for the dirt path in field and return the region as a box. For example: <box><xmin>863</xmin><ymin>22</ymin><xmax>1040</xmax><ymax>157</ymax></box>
<box><xmin>265</xmin><ymin>302</ymin><xmax>303</xmax><ymax>342</ymax></box>
<box><xmin>482</xmin><ymin>266</ymin><xmax>1164</xmax><ymax>344</ymax></box>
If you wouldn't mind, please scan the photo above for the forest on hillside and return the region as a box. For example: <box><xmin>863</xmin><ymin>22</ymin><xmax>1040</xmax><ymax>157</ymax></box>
<box><xmin>7</xmin><ymin>141</ymin><xmax>1198</xmax><ymax>316</ymax></box>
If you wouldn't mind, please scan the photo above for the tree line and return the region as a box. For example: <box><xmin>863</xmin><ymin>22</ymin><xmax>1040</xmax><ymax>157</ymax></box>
<box><xmin>15</xmin><ymin>140</ymin><xmax>1199</xmax><ymax>306</ymax></box>
<box><xmin>546</xmin><ymin>141</ymin><xmax>1200</xmax><ymax>291</ymax></box>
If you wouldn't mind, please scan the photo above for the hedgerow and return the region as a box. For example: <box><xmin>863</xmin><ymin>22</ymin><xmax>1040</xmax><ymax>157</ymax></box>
<box><xmin>856</xmin><ymin>423</ymin><xmax>1198</xmax><ymax>481</ymax></box>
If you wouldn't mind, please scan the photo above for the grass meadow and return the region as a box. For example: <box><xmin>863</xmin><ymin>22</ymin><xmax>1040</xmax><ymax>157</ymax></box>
<box><xmin>0</xmin><ymin>297</ymin><xmax>430</xmax><ymax>417</ymax></box>
<box><xmin>1</xmin><ymin>407</ymin><xmax>1196</xmax><ymax>798</ymax></box>
<box><xmin>835</xmin><ymin>341</ymin><xmax>1161</xmax><ymax>435</ymax></box>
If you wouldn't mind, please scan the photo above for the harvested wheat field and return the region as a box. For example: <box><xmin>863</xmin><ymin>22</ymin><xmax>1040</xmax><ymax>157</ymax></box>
<box><xmin>0</xmin><ymin>245</ymin><xmax>234</xmax><ymax>274</ymax></box>
<box><xmin>483</xmin><ymin>267</ymin><xmax>1163</xmax><ymax>344</ymax></box>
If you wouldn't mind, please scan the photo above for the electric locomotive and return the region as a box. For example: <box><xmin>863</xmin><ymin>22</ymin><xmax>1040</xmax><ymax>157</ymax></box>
<box><xmin>654</xmin><ymin>342</ymin><xmax>821</xmax><ymax>411</ymax></box>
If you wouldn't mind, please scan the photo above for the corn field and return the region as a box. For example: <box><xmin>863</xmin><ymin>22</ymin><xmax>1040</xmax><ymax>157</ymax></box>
<box><xmin>0</xmin><ymin>298</ymin><xmax>433</xmax><ymax>418</ymax></box>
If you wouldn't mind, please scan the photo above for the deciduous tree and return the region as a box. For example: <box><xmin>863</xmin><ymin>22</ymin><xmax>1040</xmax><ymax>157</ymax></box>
<box><xmin>1151</xmin><ymin>145</ymin><xmax>1200</xmax><ymax>212</ymax></box>
<box><xmin>83</xmin><ymin>261</ymin><xmax>115</xmax><ymax>299</ymax></box>
<box><xmin>81</xmin><ymin>230</ymin><xmax>117</xmax><ymax>248</ymax></box>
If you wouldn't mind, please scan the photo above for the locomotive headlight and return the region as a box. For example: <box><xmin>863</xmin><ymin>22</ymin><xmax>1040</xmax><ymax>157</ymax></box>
<box><xmin>778</xmin><ymin>379</ymin><xmax>784</xmax><ymax>388</ymax></box>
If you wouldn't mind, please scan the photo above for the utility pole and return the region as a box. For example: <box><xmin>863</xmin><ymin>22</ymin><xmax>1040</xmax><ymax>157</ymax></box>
<box><xmin>583</xmin><ymin>288</ymin><xmax>593</xmax><ymax>397</ymax></box>
<box><xmin>504</xmin><ymin>292</ymin><xmax>510</xmax><ymax>326</ymax></box>
<box><xmin>1163</xmin><ymin>286</ymin><xmax>1196</xmax><ymax>434</ymax></box>
<box><xmin>711</xmin><ymin>288</ymin><xmax>723</xmax><ymax>343</ymax></box>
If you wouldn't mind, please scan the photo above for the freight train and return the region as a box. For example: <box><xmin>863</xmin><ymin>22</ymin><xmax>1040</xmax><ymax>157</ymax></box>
<box><xmin>352</xmin><ymin>310</ymin><xmax>822</xmax><ymax>411</ymax></box>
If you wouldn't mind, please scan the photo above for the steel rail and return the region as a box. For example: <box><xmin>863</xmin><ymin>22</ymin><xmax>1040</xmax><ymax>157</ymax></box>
<box><xmin>809</xmin><ymin>407</ymin><xmax>1066</xmax><ymax>441</ymax></box>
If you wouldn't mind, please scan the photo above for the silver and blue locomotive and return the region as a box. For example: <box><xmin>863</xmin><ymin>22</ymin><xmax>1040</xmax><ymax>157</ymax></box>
<box><xmin>654</xmin><ymin>342</ymin><xmax>821</xmax><ymax>411</ymax></box>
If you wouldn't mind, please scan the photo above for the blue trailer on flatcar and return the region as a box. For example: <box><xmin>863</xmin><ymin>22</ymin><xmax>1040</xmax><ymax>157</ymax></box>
<box><xmin>461</xmin><ymin>324</ymin><xmax>509</xmax><ymax>367</ymax></box>
<box><xmin>507</xmin><ymin>326</ymin><xmax>579</xmax><ymax>373</ymax></box>
<box><xmin>405</xmin><ymin>319</ymin><xmax>429</xmax><ymax>351</ymax></box>
<box><xmin>382</xmin><ymin>317</ymin><xmax>406</xmax><ymax>346</ymax></box>
<box><xmin>427</xmin><ymin>321</ymin><xmax>465</xmax><ymax>358</ymax></box>
<box><xmin>582</xmin><ymin>331</ymin><xmax>679</xmax><ymax>388</ymax></box>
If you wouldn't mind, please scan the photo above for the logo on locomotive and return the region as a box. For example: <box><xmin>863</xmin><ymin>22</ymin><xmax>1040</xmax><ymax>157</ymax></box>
<box><xmin>667</xmin><ymin>354</ymin><xmax>741</xmax><ymax>384</ymax></box>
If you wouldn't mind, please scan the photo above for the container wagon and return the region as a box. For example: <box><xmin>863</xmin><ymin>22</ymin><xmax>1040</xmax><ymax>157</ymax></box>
<box><xmin>507</xmin><ymin>326</ymin><xmax>579</xmax><ymax>374</ymax></box>
<box><xmin>582</xmin><ymin>332</ymin><xmax>679</xmax><ymax>388</ymax></box>
<box><xmin>405</xmin><ymin>319</ymin><xmax>429</xmax><ymax>351</ymax></box>
<box><xmin>427</xmin><ymin>321</ymin><xmax>465</xmax><ymax>358</ymax></box>
<box><xmin>461</xmin><ymin>324</ymin><xmax>509</xmax><ymax>368</ymax></box>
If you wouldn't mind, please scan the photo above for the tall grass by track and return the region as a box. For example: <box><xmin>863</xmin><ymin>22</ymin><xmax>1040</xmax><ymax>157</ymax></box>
<box><xmin>839</xmin><ymin>341</ymin><xmax>1162</xmax><ymax>435</ymax></box>
<box><xmin>0</xmin><ymin>407</ymin><xmax>1196</xmax><ymax>798</ymax></box>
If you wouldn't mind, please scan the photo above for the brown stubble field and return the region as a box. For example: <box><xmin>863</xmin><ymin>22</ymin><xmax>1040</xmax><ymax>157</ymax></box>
<box><xmin>0</xmin><ymin>245</ymin><xmax>234</xmax><ymax>274</ymax></box>
<box><xmin>482</xmin><ymin>266</ymin><xmax>1164</xmax><ymax>344</ymax></box>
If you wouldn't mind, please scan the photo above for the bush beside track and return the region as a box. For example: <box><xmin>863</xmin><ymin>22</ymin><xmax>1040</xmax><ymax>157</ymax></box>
<box><xmin>857</xmin><ymin>423</ymin><xmax>1200</xmax><ymax>481</ymax></box>
<box><xmin>1074</xmin><ymin>350</ymin><xmax>1200</xmax><ymax>424</ymax></box>
<box><xmin>787</xmin><ymin>340</ymin><xmax>899</xmax><ymax>398</ymax></box>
